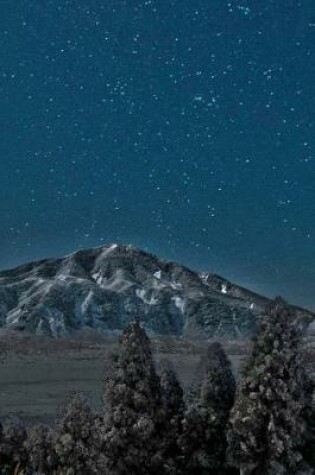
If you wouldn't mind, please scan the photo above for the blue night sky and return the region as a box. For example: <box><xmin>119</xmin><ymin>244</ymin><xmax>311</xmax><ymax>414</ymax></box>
<box><xmin>1</xmin><ymin>1</ymin><xmax>315</xmax><ymax>308</ymax></box>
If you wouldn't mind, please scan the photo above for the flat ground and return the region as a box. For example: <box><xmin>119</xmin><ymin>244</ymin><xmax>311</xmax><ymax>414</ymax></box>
<box><xmin>0</xmin><ymin>332</ymin><xmax>313</xmax><ymax>426</ymax></box>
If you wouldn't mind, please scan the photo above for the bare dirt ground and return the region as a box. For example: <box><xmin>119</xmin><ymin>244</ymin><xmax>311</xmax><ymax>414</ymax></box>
<box><xmin>0</xmin><ymin>330</ymin><xmax>313</xmax><ymax>426</ymax></box>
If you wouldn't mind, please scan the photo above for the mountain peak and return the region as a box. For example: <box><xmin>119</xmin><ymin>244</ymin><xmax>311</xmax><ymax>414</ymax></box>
<box><xmin>0</xmin><ymin>244</ymin><xmax>313</xmax><ymax>339</ymax></box>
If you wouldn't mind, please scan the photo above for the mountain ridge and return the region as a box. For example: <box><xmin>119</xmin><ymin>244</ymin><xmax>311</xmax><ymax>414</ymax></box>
<box><xmin>0</xmin><ymin>244</ymin><xmax>313</xmax><ymax>339</ymax></box>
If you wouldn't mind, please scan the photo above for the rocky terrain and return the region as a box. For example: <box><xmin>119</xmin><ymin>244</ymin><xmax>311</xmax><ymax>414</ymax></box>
<box><xmin>0</xmin><ymin>244</ymin><xmax>313</xmax><ymax>339</ymax></box>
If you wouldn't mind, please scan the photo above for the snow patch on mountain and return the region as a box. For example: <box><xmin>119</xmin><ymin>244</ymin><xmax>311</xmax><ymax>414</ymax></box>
<box><xmin>172</xmin><ymin>296</ymin><xmax>185</xmax><ymax>313</ymax></box>
<box><xmin>136</xmin><ymin>288</ymin><xmax>159</xmax><ymax>305</ymax></box>
<box><xmin>221</xmin><ymin>284</ymin><xmax>228</xmax><ymax>294</ymax></box>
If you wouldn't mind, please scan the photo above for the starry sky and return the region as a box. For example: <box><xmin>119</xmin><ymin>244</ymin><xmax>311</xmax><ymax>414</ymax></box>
<box><xmin>1</xmin><ymin>0</ymin><xmax>315</xmax><ymax>308</ymax></box>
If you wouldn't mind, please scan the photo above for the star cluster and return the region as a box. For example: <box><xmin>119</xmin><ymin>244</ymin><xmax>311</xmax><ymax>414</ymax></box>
<box><xmin>1</xmin><ymin>0</ymin><xmax>315</xmax><ymax>307</ymax></box>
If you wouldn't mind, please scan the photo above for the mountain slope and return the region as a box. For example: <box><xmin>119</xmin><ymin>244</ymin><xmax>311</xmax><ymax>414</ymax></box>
<box><xmin>0</xmin><ymin>244</ymin><xmax>312</xmax><ymax>338</ymax></box>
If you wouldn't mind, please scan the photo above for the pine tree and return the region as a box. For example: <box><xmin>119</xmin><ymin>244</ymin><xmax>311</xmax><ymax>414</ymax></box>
<box><xmin>227</xmin><ymin>299</ymin><xmax>309</xmax><ymax>475</ymax></box>
<box><xmin>53</xmin><ymin>394</ymin><xmax>103</xmax><ymax>475</ymax></box>
<box><xmin>159</xmin><ymin>359</ymin><xmax>185</xmax><ymax>474</ymax></box>
<box><xmin>101</xmin><ymin>321</ymin><xmax>165</xmax><ymax>475</ymax></box>
<box><xmin>181</xmin><ymin>342</ymin><xmax>236</xmax><ymax>474</ymax></box>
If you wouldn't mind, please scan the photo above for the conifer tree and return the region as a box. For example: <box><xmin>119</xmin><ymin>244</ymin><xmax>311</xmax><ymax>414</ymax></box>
<box><xmin>101</xmin><ymin>321</ymin><xmax>165</xmax><ymax>475</ymax></box>
<box><xmin>227</xmin><ymin>299</ymin><xmax>309</xmax><ymax>475</ymax></box>
<box><xmin>53</xmin><ymin>394</ymin><xmax>103</xmax><ymax>475</ymax></box>
<box><xmin>159</xmin><ymin>359</ymin><xmax>185</xmax><ymax>474</ymax></box>
<box><xmin>181</xmin><ymin>342</ymin><xmax>236</xmax><ymax>474</ymax></box>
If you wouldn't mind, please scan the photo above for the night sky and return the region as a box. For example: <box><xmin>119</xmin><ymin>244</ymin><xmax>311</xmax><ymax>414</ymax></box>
<box><xmin>1</xmin><ymin>1</ymin><xmax>315</xmax><ymax>308</ymax></box>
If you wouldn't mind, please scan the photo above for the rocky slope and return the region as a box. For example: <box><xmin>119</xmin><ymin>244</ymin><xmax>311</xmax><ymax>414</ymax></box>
<box><xmin>0</xmin><ymin>244</ymin><xmax>313</xmax><ymax>338</ymax></box>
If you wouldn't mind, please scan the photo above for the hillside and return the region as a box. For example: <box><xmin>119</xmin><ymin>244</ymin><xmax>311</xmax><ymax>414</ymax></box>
<box><xmin>0</xmin><ymin>244</ymin><xmax>313</xmax><ymax>338</ymax></box>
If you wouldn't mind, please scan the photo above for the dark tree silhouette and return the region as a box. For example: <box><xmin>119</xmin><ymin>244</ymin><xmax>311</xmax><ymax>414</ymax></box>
<box><xmin>159</xmin><ymin>359</ymin><xmax>185</xmax><ymax>474</ymax></box>
<box><xmin>301</xmin><ymin>378</ymin><xmax>315</xmax><ymax>471</ymax></box>
<box><xmin>227</xmin><ymin>299</ymin><xmax>310</xmax><ymax>475</ymax></box>
<box><xmin>181</xmin><ymin>342</ymin><xmax>236</xmax><ymax>474</ymax></box>
<box><xmin>25</xmin><ymin>423</ymin><xmax>56</xmax><ymax>474</ymax></box>
<box><xmin>0</xmin><ymin>417</ymin><xmax>28</xmax><ymax>474</ymax></box>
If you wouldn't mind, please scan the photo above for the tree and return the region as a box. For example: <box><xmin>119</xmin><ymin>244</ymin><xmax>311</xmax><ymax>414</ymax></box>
<box><xmin>159</xmin><ymin>359</ymin><xmax>185</xmax><ymax>474</ymax></box>
<box><xmin>0</xmin><ymin>416</ymin><xmax>28</xmax><ymax>474</ymax></box>
<box><xmin>53</xmin><ymin>394</ymin><xmax>103</xmax><ymax>475</ymax></box>
<box><xmin>101</xmin><ymin>321</ymin><xmax>165</xmax><ymax>474</ymax></box>
<box><xmin>227</xmin><ymin>299</ymin><xmax>309</xmax><ymax>475</ymax></box>
<box><xmin>300</xmin><ymin>378</ymin><xmax>315</xmax><ymax>470</ymax></box>
<box><xmin>181</xmin><ymin>342</ymin><xmax>236</xmax><ymax>474</ymax></box>
<box><xmin>25</xmin><ymin>424</ymin><xmax>57</xmax><ymax>474</ymax></box>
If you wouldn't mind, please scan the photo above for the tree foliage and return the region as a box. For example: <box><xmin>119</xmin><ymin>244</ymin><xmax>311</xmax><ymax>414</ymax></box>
<box><xmin>301</xmin><ymin>378</ymin><xmax>315</xmax><ymax>470</ymax></box>
<box><xmin>53</xmin><ymin>394</ymin><xmax>103</xmax><ymax>475</ymax></box>
<box><xmin>101</xmin><ymin>321</ymin><xmax>166</xmax><ymax>474</ymax></box>
<box><xmin>181</xmin><ymin>342</ymin><xmax>236</xmax><ymax>474</ymax></box>
<box><xmin>159</xmin><ymin>359</ymin><xmax>185</xmax><ymax>474</ymax></box>
<box><xmin>227</xmin><ymin>299</ymin><xmax>310</xmax><ymax>475</ymax></box>
<box><xmin>0</xmin><ymin>417</ymin><xmax>28</xmax><ymax>474</ymax></box>
<box><xmin>25</xmin><ymin>423</ymin><xmax>56</xmax><ymax>474</ymax></box>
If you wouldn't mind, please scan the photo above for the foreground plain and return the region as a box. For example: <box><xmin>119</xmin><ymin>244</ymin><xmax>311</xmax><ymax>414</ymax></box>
<box><xmin>0</xmin><ymin>331</ymin><xmax>313</xmax><ymax>425</ymax></box>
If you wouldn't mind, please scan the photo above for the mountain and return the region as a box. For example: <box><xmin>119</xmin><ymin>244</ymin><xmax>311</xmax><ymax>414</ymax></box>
<box><xmin>0</xmin><ymin>244</ymin><xmax>313</xmax><ymax>339</ymax></box>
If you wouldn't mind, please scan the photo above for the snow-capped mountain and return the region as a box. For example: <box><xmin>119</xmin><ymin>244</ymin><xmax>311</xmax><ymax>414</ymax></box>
<box><xmin>0</xmin><ymin>244</ymin><xmax>312</xmax><ymax>338</ymax></box>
